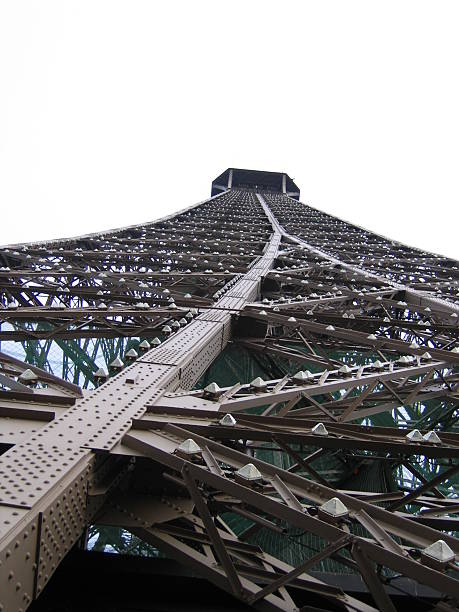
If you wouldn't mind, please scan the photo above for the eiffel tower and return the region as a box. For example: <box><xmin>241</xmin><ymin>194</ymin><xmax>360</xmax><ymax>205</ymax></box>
<box><xmin>1</xmin><ymin>168</ymin><xmax>458</xmax><ymax>611</ymax></box>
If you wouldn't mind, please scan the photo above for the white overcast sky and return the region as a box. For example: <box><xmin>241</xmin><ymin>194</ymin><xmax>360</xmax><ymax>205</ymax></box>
<box><xmin>0</xmin><ymin>1</ymin><xmax>458</xmax><ymax>258</ymax></box>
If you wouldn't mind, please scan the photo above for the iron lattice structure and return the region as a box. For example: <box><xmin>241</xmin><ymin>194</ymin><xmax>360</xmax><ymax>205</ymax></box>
<box><xmin>0</xmin><ymin>168</ymin><xmax>458</xmax><ymax>612</ymax></box>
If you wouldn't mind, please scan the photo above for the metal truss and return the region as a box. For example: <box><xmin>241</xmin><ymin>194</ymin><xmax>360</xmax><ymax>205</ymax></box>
<box><xmin>0</xmin><ymin>173</ymin><xmax>458</xmax><ymax>611</ymax></box>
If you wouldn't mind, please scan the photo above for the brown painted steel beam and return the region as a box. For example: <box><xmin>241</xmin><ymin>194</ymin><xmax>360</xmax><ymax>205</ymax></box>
<box><xmin>1</xmin><ymin>187</ymin><xmax>458</xmax><ymax>612</ymax></box>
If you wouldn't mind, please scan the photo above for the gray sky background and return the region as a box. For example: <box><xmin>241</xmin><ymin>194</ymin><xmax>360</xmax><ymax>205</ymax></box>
<box><xmin>1</xmin><ymin>1</ymin><xmax>458</xmax><ymax>259</ymax></box>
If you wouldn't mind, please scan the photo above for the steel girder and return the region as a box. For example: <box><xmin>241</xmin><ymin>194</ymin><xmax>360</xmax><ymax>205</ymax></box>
<box><xmin>0</xmin><ymin>185</ymin><xmax>458</xmax><ymax>612</ymax></box>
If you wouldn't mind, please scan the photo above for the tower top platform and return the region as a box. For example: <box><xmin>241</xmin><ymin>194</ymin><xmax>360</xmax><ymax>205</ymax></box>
<box><xmin>211</xmin><ymin>168</ymin><xmax>300</xmax><ymax>200</ymax></box>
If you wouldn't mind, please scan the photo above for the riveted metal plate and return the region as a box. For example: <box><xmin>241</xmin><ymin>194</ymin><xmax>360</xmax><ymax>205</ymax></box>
<box><xmin>120</xmin><ymin>362</ymin><xmax>173</xmax><ymax>387</ymax></box>
<box><xmin>2</xmin><ymin>361</ymin><xmax>180</xmax><ymax>476</ymax></box>
<box><xmin>0</xmin><ymin>442</ymin><xmax>88</xmax><ymax>509</ymax></box>
<box><xmin>179</xmin><ymin>332</ymin><xmax>224</xmax><ymax>389</ymax></box>
<box><xmin>139</xmin><ymin>321</ymin><xmax>221</xmax><ymax>365</ymax></box>
<box><xmin>221</xmin><ymin>319</ymin><xmax>232</xmax><ymax>346</ymax></box>
<box><xmin>225</xmin><ymin>280</ymin><xmax>260</xmax><ymax>300</ymax></box>
<box><xmin>77</xmin><ymin>383</ymin><xmax>166</xmax><ymax>451</ymax></box>
<box><xmin>38</xmin><ymin>362</ymin><xmax>173</xmax><ymax>452</ymax></box>
<box><xmin>197</xmin><ymin>309</ymin><xmax>229</xmax><ymax>323</ymax></box>
<box><xmin>0</xmin><ymin>419</ymin><xmax>42</xmax><ymax>446</ymax></box>
<box><xmin>138</xmin><ymin>347</ymin><xmax>183</xmax><ymax>366</ymax></box>
<box><xmin>0</xmin><ymin>507</ymin><xmax>38</xmax><ymax>612</ymax></box>
<box><xmin>35</xmin><ymin>472</ymin><xmax>89</xmax><ymax>597</ymax></box>
<box><xmin>217</xmin><ymin>296</ymin><xmax>244</xmax><ymax>311</ymax></box>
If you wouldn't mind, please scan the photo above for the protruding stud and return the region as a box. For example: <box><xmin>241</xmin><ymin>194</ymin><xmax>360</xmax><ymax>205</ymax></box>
<box><xmin>250</xmin><ymin>377</ymin><xmax>266</xmax><ymax>391</ymax></box>
<box><xmin>397</xmin><ymin>355</ymin><xmax>414</xmax><ymax>365</ymax></box>
<box><xmin>423</xmin><ymin>431</ymin><xmax>441</xmax><ymax>444</ymax></box>
<box><xmin>203</xmin><ymin>382</ymin><xmax>221</xmax><ymax>399</ymax></box>
<box><xmin>109</xmin><ymin>357</ymin><xmax>124</xmax><ymax>369</ymax></box>
<box><xmin>406</xmin><ymin>429</ymin><xmax>424</xmax><ymax>442</ymax></box>
<box><xmin>94</xmin><ymin>367</ymin><xmax>109</xmax><ymax>379</ymax></box>
<box><xmin>292</xmin><ymin>370</ymin><xmax>313</xmax><ymax>383</ymax></box>
<box><xmin>319</xmin><ymin>497</ymin><xmax>349</xmax><ymax>523</ymax></box>
<box><xmin>235</xmin><ymin>463</ymin><xmax>263</xmax><ymax>483</ymax></box>
<box><xmin>175</xmin><ymin>438</ymin><xmax>202</xmax><ymax>459</ymax></box>
<box><xmin>18</xmin><ymin>369</ymin><xmax>38</xmax><ymax>383</ymax></box>
<box><xmin>219</xmin><ymin>414</ymin><xmax>237</xmax><ymax>426</ymax></box>
<box><xmin>421</xmin><ymin>540</ymin><xmax>455</xmax><ymax>570</ymax></box>
<box><xmin>312</xmin><ymin>422</ymin><xmax>329</xmax><ymax>436</ymax></box>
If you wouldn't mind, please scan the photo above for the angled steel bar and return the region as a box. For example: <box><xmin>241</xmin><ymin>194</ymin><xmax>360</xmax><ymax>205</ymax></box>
<box><xmin>121</xmin><ymin>426</ymin><xmax>459</xmax><ymax>600</ymax></box>
<box><xmin>350</xmin><ymin>543</ymin><xmax>397</xmax><ymax>612</ymax></box>
<box><xmin>124</xmin><ymin>422</ymin><xmax>459</xmax><ymax>554</ymax></box>
<box><xmin>180</xmin><ymin>464</ymin><xmax>245</xmax><ymax>598</ymax></box>
<box><xmin>388</xmin><ymin>463</ymin><xmax>459</xmax><ymax>511</ymax></box>
<box><xmin>248</xmin><ymin>535</ymin><xmax>350</xmax><ymax>604</ymax></box>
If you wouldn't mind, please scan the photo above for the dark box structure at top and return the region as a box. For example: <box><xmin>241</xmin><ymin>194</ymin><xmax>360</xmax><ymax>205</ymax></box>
<box><xmin>211</xmin><ymin>168</ymin><xmax>300</xmax><ymax>200</ymax></box>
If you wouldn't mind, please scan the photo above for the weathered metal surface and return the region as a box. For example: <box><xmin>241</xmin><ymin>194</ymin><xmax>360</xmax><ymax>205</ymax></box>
<box><xmin>0</xmin><ymin>176</ymin><xmax>458</xmax><ymax>611</ymax></box>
